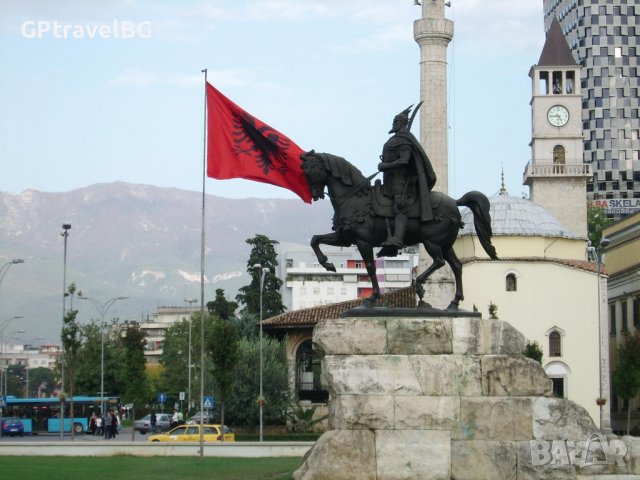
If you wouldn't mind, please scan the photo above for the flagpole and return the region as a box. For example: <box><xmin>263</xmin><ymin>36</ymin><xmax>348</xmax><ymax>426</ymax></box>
<box><xmin>199</xmin><ymin>68</ymin><xmax>207</xmax><ymax>460</ymax></box>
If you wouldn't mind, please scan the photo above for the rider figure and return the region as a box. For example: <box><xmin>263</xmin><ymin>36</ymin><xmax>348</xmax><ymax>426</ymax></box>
<box><xmin>378</xmin><ymin>106</ymin><xmax>437</xmax><ymax>251</ymax></box>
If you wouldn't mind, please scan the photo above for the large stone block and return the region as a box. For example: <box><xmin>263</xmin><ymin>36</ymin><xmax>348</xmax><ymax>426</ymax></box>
<box><xmin>330</xmin><ymin>395</ymin><xmax>394</xmax><ymax>430</ymax></box>
<box><xmin>455</xmin><ymin>397</ymin><xmax>533</xmax><ymax>440</ymax></box>
<box><xmin>451</xmin><ymin>440</ymin><xmax>517</xmax><ymax>480</ymax></box>
<box><xmin>293</xmin><ymin>430</ymin><xmax>377</xmax><ymax>480</ymax></box>
<box><xmin>410</xmin><ymin>355</ymin><xmax>482</xmax><ymax>396</ymax></box>
<box><xmin>323</xmin><ymin>355</ymin><xmax>423</xmax><ymax>396</ymax></box>
<box><xmin>532</xmin><ymin>398</ymin><xmax>597</xmax><ymax>441</ymax></box>
<box><xmin>477</xmin><ymin>319</ymin><xmax>526</xmax><ymax>355</ymax></box>
<box><xmin>375</xmin><ymin>430</ymin><xmax>451</xmax><ymax>480</ymax></box>
<box><xmin>482</xmin><ymin>356</ymin><xmax>553</xmax><ymax>397</ymax></box>
<box><xmin>395</xmin><ymin>396</ymin><xmax>460</xmax><ymax>430</ymax></box>
<box><xmin>313</xmin><ymin>318</ymin><xmax>387</xmax><ymax>355</ymax></box>
<box><xmin>386</xmin><ymin>317</ymin><xmax>453</xmax><ymax>355</ymax></box>
<box><xmin>515</xmin><ymin>440</ymin><xmax>577</xmax><ymax>479</ymax></box>
<box><xmin>451</xmin><ymin>317</ymin><xmax>480</xmax><ymax>354</ymax></box>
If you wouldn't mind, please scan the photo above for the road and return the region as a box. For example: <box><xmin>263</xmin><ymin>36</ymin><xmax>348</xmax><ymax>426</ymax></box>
<box><xmin>0</xmin><ymin>427</ymin><xmax>150</xmax><ymax>442</ymax></box>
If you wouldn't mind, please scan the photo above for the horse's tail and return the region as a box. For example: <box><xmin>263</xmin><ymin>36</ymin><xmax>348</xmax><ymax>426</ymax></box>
<box><xmin>456</xmin><ymin>191</ymin><xmax>498</xmax><ymax>260</ymax></box>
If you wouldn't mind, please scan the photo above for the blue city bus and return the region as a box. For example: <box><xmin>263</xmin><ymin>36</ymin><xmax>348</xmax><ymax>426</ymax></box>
<box><xmin>2</xmin><ymin>395</ymin><xmax>120</xmax><ymax>434</ymax></box>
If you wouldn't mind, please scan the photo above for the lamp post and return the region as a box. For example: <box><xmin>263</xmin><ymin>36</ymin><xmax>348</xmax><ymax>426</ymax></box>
<box><xmin>253</xmin><ymin>264</ymin><xmax>270</xmax><ymax>443</ymax></box>
<box><xmin>60</xmin><ymin>223</ymin><xmax>71</xmax><ymax>441</ymax></box>
<box><xmin>592</xmin><ymin>237</ymin><xmax>610</xmax><ymax>432</ymax></box>
<box><xmin>78</xmin><ymin>295</ymin><xmax>127</xmax><ymax>418</ymax></box>
<box><xmin>0</xmin><ymin>258</ymin><xmax>25</xmax><ymax>289</ymax></box>
<box><xmin>184</xmin><ymin>298</ymin><xmax>197</xmax><ymax>412</ymax></box>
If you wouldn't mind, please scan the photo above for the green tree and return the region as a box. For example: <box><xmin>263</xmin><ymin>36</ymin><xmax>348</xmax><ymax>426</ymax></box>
<box><xmin>612</xmin><ymin>333</ymin><xmax>640</xmax><ymax>434</ymax></box>
<box><xmin>28</xmin><ymin>367</ymin><xmax>56</xmax><ymax>397</ymax></box>
<box><xmin>62</xmin><ymin>306</ymin><xmax>81</xmax><ymax>438</ymax></box>
<box><xmin>523</xmin><ymin>340</ymin><xmax>544</xmax><ymax>364</ymax></box>
<box><xmin>6</xmin><ymin>363</ymin><xmax>26</xmax><ymax>396</ymax></box>
<box><xmin>160</xmin><ymin>313</ymin><xmax>215</xmax><ymax>411</ymax></box>
<box><xmin>74</xmin><ymin>322</ymin><xmax>102</xmax><ymax>396</ymax></box>
<box><xmin>208</xmin><ymin>316</ymin><xmax>240</xmax><ymax>438</ymax></box>
<box><xmin>208</xmin><ymin>289</ymin><xmax>238</xmax><ymax>320</ymax></box>
<box><xmin>236</xmin><ymin>312</ymin><xmax>259</xmax><ymax>341</ymax></box>
<box><xmin>116</xmin><ymin>321</ymin><xmax>150</xmax><ymax>407</ymax></box>
<box><xmin>222</xmin><ymin>337</ymin><xmax>289</xmax><ymax>428</ymax></box>
<box><xmin>236</xmin><ymin>234</ymin><xmax>285</xmax><ymax>318</ymax></box>
<box><xmin>587</xmin><ymin>206</ymin><xmax>613</xmax><ymax>250</ymax></box>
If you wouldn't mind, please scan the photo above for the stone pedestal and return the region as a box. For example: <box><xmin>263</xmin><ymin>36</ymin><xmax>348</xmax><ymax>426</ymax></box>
<box><xmin>294</xmin><ymin>316</ymin><xmax>640</xmax><ymax>480</ymax></box>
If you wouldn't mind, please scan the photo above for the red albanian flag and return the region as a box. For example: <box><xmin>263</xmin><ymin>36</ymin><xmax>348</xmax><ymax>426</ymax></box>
<box><xmin>206</xmin><ymin>82</ymin><xmax>312</xmax><ymax>203</ymax></box>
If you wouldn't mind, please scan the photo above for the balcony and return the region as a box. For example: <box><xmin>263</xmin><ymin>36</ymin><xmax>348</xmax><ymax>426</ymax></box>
<box><xmin>523</xmin><ymin>162</ymin><xmax>592</xmax><ymax>184</ymax></box>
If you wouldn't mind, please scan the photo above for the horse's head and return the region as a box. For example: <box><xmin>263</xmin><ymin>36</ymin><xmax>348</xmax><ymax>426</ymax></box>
<box><xmin>301</xmin><ymin>150</ymin><xmax>328</xmax><ymax>201</ymax></box>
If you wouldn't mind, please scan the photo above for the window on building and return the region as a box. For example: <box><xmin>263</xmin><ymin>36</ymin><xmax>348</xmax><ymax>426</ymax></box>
<box><xmin>549</xmin><ymin>331</ymin><xmax>562</xmax><ymax>357</ymax></box>
<box><xmin>622</xmin><ymin>300</ymin><xmax>628</xmax><ymax>332</ymax></box>
<box><xmin>553</xmin><ymin>145</ymin><xmax>566</xmax><ymax>164</ymax></box>
<box><xmin>551</xmin><ymin>378</ymin><xmax>565</xmax><ymax>398</ymax></box>
<box><xmin>505</xmin><ymin>273</ymin><xmax>517</xmax><ymax>292</ymax></box>
<box><xmin>610</xmin><ymin>303</ymin><xmax>617</xmax><ymax>335</ymax></box>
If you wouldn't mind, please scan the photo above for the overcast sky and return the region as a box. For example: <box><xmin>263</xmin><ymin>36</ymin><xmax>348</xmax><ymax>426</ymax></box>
<box><xmin>0</xmin><ymin>0</ymin><xmax>545</xmax><ymax>201</ymax></box>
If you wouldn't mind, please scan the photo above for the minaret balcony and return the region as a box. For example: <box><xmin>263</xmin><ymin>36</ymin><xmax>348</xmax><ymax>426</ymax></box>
<box><xmin>523</xmin><ymin>162</ymin><xmax>592</xmax><ymax>183</ymax></box>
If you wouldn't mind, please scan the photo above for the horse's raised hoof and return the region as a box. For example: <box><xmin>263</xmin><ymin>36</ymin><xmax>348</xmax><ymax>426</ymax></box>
<box><xmin>322</xmin><ymin>262</ymin><xmax>337</xmax><ymax>272</ymax></box>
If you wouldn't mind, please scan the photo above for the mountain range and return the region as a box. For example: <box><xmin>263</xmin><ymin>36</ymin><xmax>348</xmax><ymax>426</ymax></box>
<box><xmin>0</xmin><ymin>182</ymin><xmax>333</xmax><ymax>343</ymax></box>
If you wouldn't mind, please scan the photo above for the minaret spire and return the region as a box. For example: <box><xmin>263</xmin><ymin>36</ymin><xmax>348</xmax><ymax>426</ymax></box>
<box><xmin>414</xmin><ymin>0</ymin><xmax>453</xmax><ymax>194</ymax></box>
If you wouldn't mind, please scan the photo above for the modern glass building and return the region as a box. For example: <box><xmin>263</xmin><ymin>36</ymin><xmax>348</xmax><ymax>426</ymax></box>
<box><xmin>543</xmin><ymin>0</ymin><xmax>640</xmax><ymax>219</ymax></box>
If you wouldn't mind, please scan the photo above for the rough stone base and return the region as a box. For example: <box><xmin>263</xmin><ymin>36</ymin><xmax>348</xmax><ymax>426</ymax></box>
<box><xmin>293</xmin><ymin>316</ymin><xmax>640</xmax><ymax>479</ymax></box>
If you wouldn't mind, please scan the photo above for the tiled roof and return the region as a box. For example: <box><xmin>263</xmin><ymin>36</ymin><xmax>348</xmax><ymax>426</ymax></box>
<box><xmin>462</xmin><ymin>256</ymin><xmax>605</xmax><ymax>274</ymax></box>
<box><xmin>263</xmin><ymin>286</ymin><xmax>417</xmax><ymax>329</ymax></box>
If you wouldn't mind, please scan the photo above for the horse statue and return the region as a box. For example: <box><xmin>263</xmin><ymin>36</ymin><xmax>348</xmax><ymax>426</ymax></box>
<box><xmin>300</xmin><ymin>151</ymin><xmax>498</xmax><ymax>310</ymax></box>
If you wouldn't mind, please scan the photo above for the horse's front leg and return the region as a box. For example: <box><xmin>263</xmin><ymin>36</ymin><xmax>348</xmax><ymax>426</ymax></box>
<box><xmin>415</xmin><ymin>240</ymin><xmax>445</xmax><ymax>308</ymax></box>
<box><xmin>310</xmin><ymin>232</ymin><xmax>349</xmax><ymax>272</ymax></box>
<box><xmin>355</xmin><ymin>240</ymin><xmax>380</xmax><ymax>307</ymax></box>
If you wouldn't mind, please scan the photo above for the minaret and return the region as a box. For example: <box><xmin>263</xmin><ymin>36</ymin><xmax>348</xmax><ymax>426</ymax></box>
<box><xmin>414</xmin><ymin>0</ymin><xmax>453</xmax><ymax>194</ymax></box>
<box><xmin>414</xmin><ymin>1</ymin><xmax>454</xmax><ymax>309</ymax></box>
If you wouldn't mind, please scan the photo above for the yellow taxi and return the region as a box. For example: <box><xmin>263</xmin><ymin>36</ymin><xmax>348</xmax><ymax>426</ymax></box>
<box><xmin>147</xmin><ymin>424</ymin><xmax>235</xmax><ymax>442</ymax></box>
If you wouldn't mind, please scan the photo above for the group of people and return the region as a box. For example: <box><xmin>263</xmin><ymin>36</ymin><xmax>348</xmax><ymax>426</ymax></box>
<box><xmin>89</xmin><ymin>410</ymin><xmax>120</xmax><ymax>439</ymax></box>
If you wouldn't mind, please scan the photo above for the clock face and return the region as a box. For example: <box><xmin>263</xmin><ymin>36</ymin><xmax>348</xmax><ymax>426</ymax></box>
<box><xmin>547</xmin><ymin>105</ymin><xmax>569</xmax><ymax>127</ymax></box>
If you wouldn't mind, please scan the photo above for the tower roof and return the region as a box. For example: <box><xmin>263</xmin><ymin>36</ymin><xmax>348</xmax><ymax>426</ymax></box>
<box><xmin>460</xmin><ymin>192</ymin><xmax>582</xmax><ymax>239</ymax></box>
<box><xmin>538</xmin><ymin>18</ymin><xmax>577</xmax><ymax>67</ymax></box>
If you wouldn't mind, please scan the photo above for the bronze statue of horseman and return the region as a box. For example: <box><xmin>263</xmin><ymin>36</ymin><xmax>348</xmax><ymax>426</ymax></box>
<box><xmin>300</xmin><ymin>107</ymin><xmax>498</xmax><ymax>310</ymax></box>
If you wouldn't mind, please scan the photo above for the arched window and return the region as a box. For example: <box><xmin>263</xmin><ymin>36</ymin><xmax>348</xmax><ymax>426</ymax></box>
<box><xmin>549</xmin><ymin>331</ymin><xmax>562</xmax><ymax>357</ymax></box>
<box><xmin>295</xmin><ymin>339</ymin><xmax>328</xmax><ymax>403</ymax></box>
<box><xmin>553</xmin><ymin>145</ymin><xmax>566</xmax><ymax>165</ymax></box>
<box><xmin>506</xmin><ymin>273</ymin><xmax>517</xmax><ymax>292</ymax></box>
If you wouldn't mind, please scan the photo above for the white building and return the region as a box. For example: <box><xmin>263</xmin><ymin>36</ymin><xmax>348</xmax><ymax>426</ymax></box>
<box><xmin>279</xmin><ymin>243</ymin><xmax>418</xmax><ymax>311</ymax></box>
<box><xmin>139</xmin><ymin>306</ymin><xmax>200</xmax><ymax>364</ymax></box>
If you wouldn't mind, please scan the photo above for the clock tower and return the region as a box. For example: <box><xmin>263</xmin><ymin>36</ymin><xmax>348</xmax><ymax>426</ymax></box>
<box><xmin>524</xmin><ymin>18</ymin><xmax>591</xmax><ymax>238</ymax></box>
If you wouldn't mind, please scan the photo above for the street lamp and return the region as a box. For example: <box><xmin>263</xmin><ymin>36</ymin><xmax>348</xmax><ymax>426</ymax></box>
<box><xmin>253</xmin><ymin>263</ymin><xmax>270</xmax><ymax>443</ymax></box>
<box><xmin>60</xmin><ymin>223</ymin><xmax>71</xmax><ymax>441</ymax></box>
<box><xmin>78</xmin><ymin>294</ymin><xmax>128</xmax><ymax>418</ymax></box>
<box><xmin>0</xmin><ymin>259</ymin><xmax>25</xmax><ymax>288</ymax></box>
<box><xmin>590</xmin><ymin>237</ymin><xmax>610</xmax><ymax>432</ymax></box>
<box><xmin>184</xmin><ymin>298</ymin><xmax>197</xmax><ymax>412</ymax></box>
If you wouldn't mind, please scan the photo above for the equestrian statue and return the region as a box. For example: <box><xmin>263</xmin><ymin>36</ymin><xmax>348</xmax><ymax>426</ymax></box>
<box><xmin>300</xmin><ymin>104</ymin><xmax>498</xmax><ymax>310</ymax></box>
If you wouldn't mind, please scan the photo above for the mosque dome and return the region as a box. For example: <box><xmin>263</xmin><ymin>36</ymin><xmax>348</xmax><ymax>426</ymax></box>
<box><xmin>460</xmin><ymin>191</ymin><xmax>582</xmax><ymax>239</ymax></box>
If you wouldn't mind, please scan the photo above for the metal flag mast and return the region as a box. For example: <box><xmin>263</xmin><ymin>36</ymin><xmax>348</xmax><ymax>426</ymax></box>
<box><xmin>199</xmin><ymin>68</ymin><xmax>208</xmax><ymax>459</ymax></box>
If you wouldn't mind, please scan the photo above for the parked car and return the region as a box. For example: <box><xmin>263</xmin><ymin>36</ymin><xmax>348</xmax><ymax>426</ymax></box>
<box><xmin>187</xmin><ymin>411</ymin><xmax>213</xmax><ymax>424</ymax></box>
<box><xmin>1</xmin><ymin>417</ymin><xmax>24</xmax><ymax>437</ymax></box>
<box><xmin>147</xmin><ymin>424</ymin><xmax>234</xmax><ymax>443</ymax></box>
<box><xmin>133</xmin><ymin>413</ymin><xmax>171</xmax><ymax>434</ymax></box>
